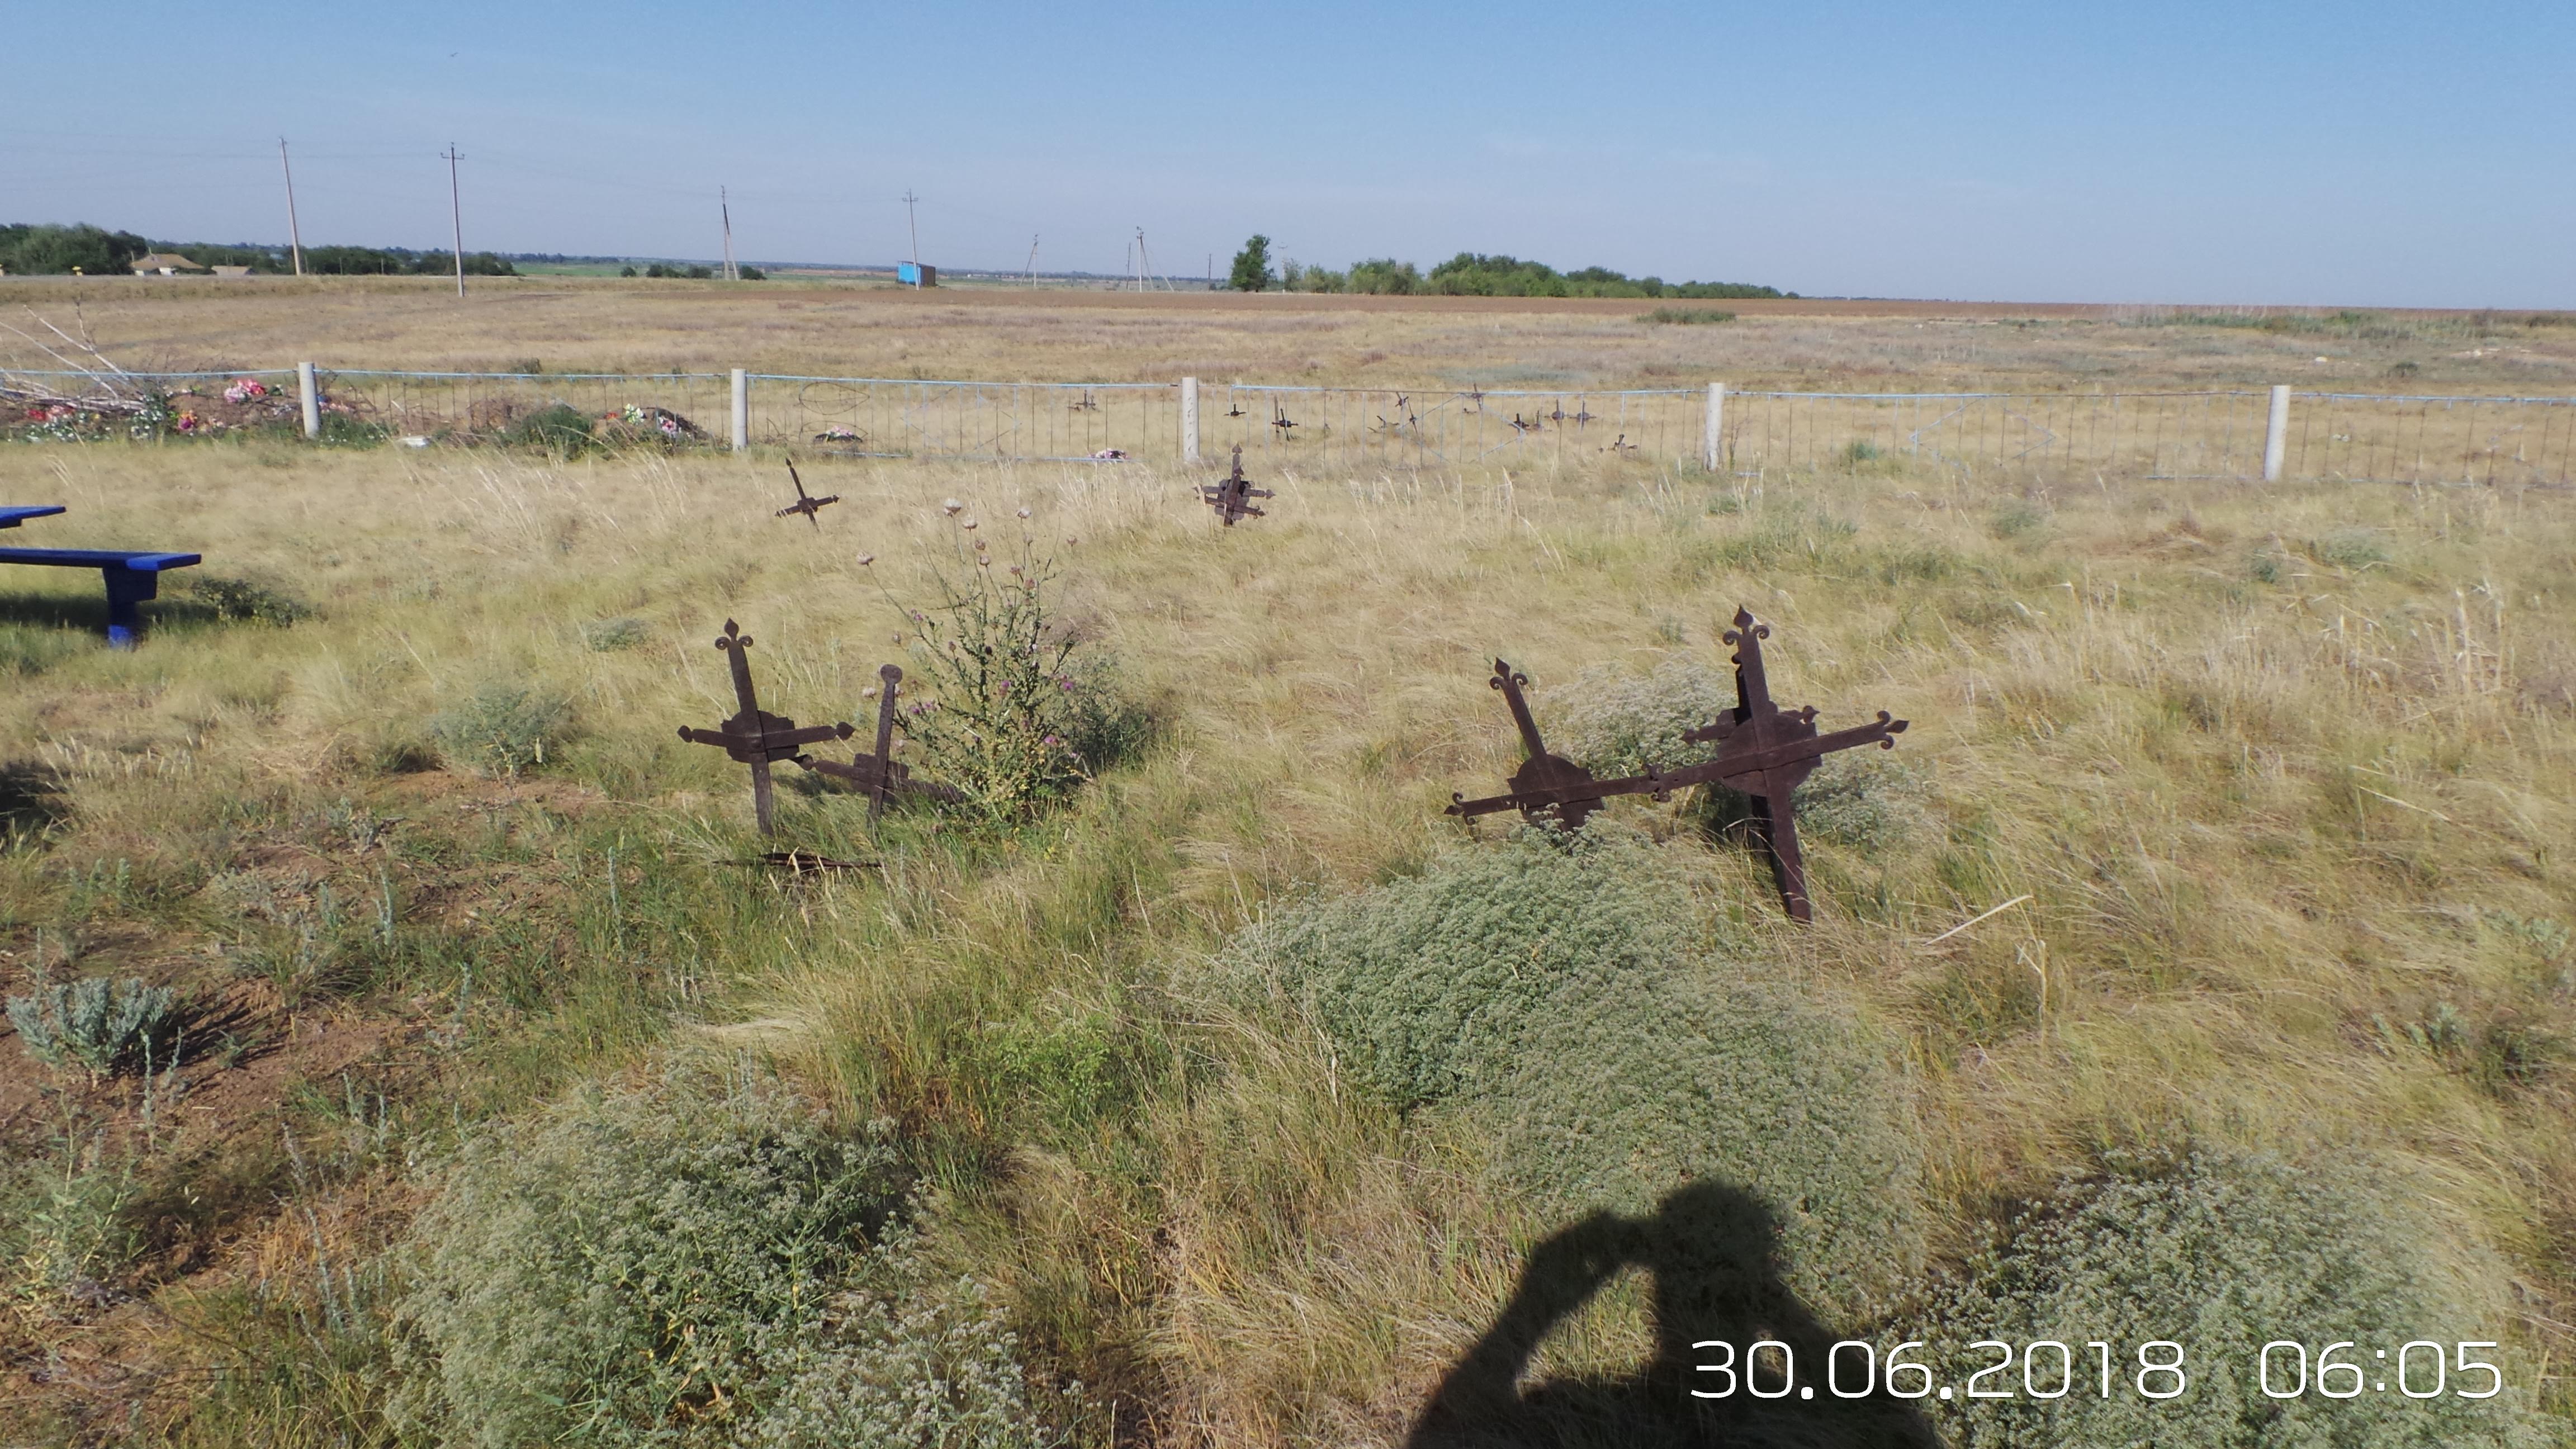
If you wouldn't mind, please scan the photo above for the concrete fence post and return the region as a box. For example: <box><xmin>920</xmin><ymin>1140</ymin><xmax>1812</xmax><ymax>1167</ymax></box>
<box><xmin>1704</xmin><ymin>381</ymin><xmax>1726</xmax><ymax>472</ymax></box>
<box><xmin>1180</xmin><ymin>376</ymin><xmax>1200</xmax><ymax>465</ymax></box>
<box><xmin>2261</xmin><ymin>384</ymin><xmax>2290</xmax><ymax>482</ymax></box>
<box><xmin>297</xmin><ymin>361</ymin><xmax>321</xmax><ymax>439</ymax></box>
<box><xmin>731</xmin><ymin>368</ymin><xmax>750</xmax><ymax>453</ymax></box>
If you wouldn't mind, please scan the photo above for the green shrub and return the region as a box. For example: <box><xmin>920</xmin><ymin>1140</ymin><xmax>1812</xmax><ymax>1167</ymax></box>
<box><xmin>742</xmin><ymin>1231</ymin><xmax>1068</xmax><ymax>1448</ymax></box>
<box><xmin>390</xmin><ymin>1077</ymin><xmax>951</xmax><ymax>1447</ymax></box>
<box><xmin>1222</xmin><ymin>827</ymin><xmax>1711</xmax><ymax>1109</ymax></box>
<box><xmin>2314</xmin><ymin>527</ymin><xmax>2392</xmax><ymax>570</ymax></box>
<box><xmin>1770</xmin><ymin>750</ymin><xmax>1933</xmax><ymax>851</ymax></box>
<box><xmin>184</xmin><ymin>574</ymin><xmax>312</xmax><ymax>626</ymax></box>
<box><xmin>1990</xmin><ymin>500</ymin><xmax>2049</xmax><ymax>538</ymax></box>
<box><xmin>429</xmin><ymin>679</ymin><xmax>572</xmax><ymax>777</ymax></box>
<box><xmin>1840</xmin><ymin>439</ymin><xmax>1885</xmax><ymax>467</ymax></box>
<box><xmin>1540</xmin><ymin>656</ymin><xmax>1737</xmax><ymax>778</ymax></box>
<box><xmin>1920</xmin><ymin>1149</ymin><xmax>2545</xmax><ymax>1448</ymax></box>
<box><xmin>7</xmin><ymin>976</ymin><xmax>178</xmax><ymax>1079</ymax></box>
<box><xmin>581</xmin><ymin>615</ymin><xmax>650</xmax><ymax>652</ymax></box>
<box><xmin>889</xmin><ymin>527</ymin><xmax>1146</xmax><ymax>819</ymax></box>
<box><xmin>495</xmin><ymin>401</ymin><xmax>596</xmax><ymax>454</ymax></box>
<box><xmin>1481</xmin><ymin>972</ymin><xmax>1925</xmax><ymax>1318</ymax></box>
<box><xmin>1639</xmin><ymin>307</ymin><xmax>1736</xmax><ymax>325</ymax></box>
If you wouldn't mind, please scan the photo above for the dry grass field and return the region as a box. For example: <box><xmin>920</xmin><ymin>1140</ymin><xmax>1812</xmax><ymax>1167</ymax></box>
<box><xmin>7</xmin><ymin>274</ymin><xmax>2575</xmax><ymax>392</ymax></box>
<box><xmin>2</xmin><ymin>285</ymin><xmax>2573</xmax><ymax>1447</ymax></box>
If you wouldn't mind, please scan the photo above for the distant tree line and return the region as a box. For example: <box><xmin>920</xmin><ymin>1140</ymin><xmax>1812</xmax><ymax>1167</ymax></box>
<box><xmin>1</xmin><ymin>222</ymin><xmax>517</xmax><ymax>276</ymax></box>
<box><xmin>1225</xmin><ymin>235</ymin><xmax>1789</xmax><ymax>299</ymax></box>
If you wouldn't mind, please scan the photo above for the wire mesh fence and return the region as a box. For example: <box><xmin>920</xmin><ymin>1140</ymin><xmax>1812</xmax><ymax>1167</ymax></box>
<box><xmin>319</xmin><ymin>370</ymin><xmax>734</xmax><ymax>442</ymax></box>
<box><xmin>1202</xmin><ymin>384</ymin><xmax>1704</xmax><ymax>471</ymax></box>
<box><xmin>1722</xmin><ymin>390</ymin><xmax>2272</xmax><ymax>482</ymax></box>
<box><xmin>749</xmin><ymin>377</ymin><xmax>1176</xmax><ymax>461</ymax></box>
<box><xmin>2285</xmin><ymin>392</ymin><xmax>2576</xmax><ymax>487</ymax></box>
<box><xmin>4</xmin><ymin>367</ymin><xmax>2570</xmax><ymax>486</ymax></box>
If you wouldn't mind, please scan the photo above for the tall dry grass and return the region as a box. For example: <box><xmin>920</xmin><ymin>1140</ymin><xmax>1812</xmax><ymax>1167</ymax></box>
<box><xmin>4</xmin><ymin>421</ymin><xmax>2572</xmax><ymax>1442</ymax></box>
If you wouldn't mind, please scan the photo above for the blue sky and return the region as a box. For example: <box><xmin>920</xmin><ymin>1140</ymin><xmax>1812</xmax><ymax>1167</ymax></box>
<box><xmin>11</xmin><ymin>1</ymin><xmax>2570</xmax><ymax>306</ymax></box>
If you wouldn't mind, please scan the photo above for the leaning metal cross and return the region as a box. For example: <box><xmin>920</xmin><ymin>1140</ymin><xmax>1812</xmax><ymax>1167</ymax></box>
<box><xmin>795</xmin><ymin>663</ymin><xmax>963</xmax><ymax>824</ymax></box>
<box><xmin>1200</xmin><ymin>446</ymin><xmax>1274</xmax><ymax>526</ymax></box>
<box><xmin>775</xmin><ymin>458</ymin><xmax>840</xmax><ymax>529</ymax></box>
<box><xmin>1445</xmin><ymin>660</ymin><xmax>1615</xmax><ymax>830</ymax></box>
<box><xmin>676</xmin><ymin>621</ymin><xmax>853</xmax><ymax>835</ymax></box>
<box><xmin>1443</xmin><ymin>609</ymin><xmax>1906</xmax><ymax>920</ymax></box>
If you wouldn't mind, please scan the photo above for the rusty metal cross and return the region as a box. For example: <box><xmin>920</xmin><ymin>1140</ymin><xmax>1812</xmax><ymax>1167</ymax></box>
<box><xmin>794</xmin><ymin>663</ymin><xmax>963</xmax><ymax>824</ymax></box>
<box><xmin>1445</xmin><ymin>608</ymin><xmax>1907</xmax><ymax>920</ymax></box>
<box><xmin>1671</xmin><ymin>609</ymin><xmax>1908</xmax><ymax>921</ymax></box>
<box><xmin>676</xmin><ymin>621</ymin><xmax>853</xmax><ymax>835</ymax></box>
<box><xmin>1445</xmin><ymin>660</ymin><xmax>1616</xmax><ymax>830</ymax></box>
<box><xmin>1200</xmin><ymin>446</ymin><xmax>1275</xmax><ymax>527</ymax></box>
<box><xmin>774</xmin><ymin>458</ymin><xmax>840</xmax><ymax>529</ymax></box>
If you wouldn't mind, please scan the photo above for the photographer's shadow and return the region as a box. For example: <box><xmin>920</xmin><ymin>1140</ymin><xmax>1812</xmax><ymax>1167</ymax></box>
<box><xmin>1407</xmin><ymin>1180</ymin><xmax>1939</xmax><ymax>1449</ymax></box>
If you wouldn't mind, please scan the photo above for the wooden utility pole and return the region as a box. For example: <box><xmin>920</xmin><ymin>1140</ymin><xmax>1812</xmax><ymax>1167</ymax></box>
<box><xmin>721</xmin><ymin>187</ymin><xmax>738</xmax><ymax>281</ymax></box>
<box><xmin>443</xmin><ymin>144</ymin><xmax>465</xmax><ymax>299</ymax></box>
<box><xmin>902</xmin><ymin>190</ymin><xmax>920</xmax><ymax>266</ymax></box>
<box><xmin>278</xmin><ymin>138</ymin><xmax>305</xmax><ymax>277</ymax></box>
<box><xmin>1024</xmin><ymin>234</ymin><xmax>1039</xmax><ymax>285</ymax></box>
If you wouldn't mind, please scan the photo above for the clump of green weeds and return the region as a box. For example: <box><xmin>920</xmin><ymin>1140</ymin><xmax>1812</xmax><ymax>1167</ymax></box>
<box><xmin>0</xmin><ymin>1112</ymin><xmax>140</xmax><ymax>1322</ymax></box>
<box><xmin>184</xmin><ymin>573</ymin><xmax>312</xmax><ymax>626</ymax></box>
<box><xmin>430</xmin><ymin>679</ymin><xmax>574</xmax><ymax>778</ymax></box>
<box><xmin>581</xmin><ymin>616</ymin><xmax>650</xmax><ymax>652</ymax></box>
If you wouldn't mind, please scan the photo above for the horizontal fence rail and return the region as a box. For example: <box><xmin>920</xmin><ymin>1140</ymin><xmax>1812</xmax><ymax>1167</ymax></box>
<box><xmin>3</xmin><ymin>367</ymin><xmax>2569</xmax><ymax>486</ymax></box>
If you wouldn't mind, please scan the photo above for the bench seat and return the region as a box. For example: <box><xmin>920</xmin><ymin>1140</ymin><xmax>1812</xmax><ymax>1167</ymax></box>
<box><xmin>0</xmin><ymin>505</ymin><xmax>68</xmax><ymax>529</ymax></box>
<box><xmin>0</xmin><ymin>547</ymin><xmax>203</xmax><ymax>647</ymax></box>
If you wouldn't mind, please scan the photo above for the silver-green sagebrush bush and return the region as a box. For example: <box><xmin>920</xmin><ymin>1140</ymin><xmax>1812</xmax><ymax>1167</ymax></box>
<box><xmin>1481</xmin><ymin>974</ymin><xmax>1925</xmax><ymax>1319</ymax></box>
<box><xmin>1224</xmin><ymin>827</ymin><xmax>1926</xmax><ymax>1319</ymax></box>
<box><xmin>1223</xmin><ymin>826</ymin><xmax>1712</xmax><ymax>1109</ymax></box>
<box><xmin>7</xmin><ymin>975</ymin><xmax>177</xmax><ymax>1079</ymax></box>
<box><xmin>1921</xmin><ymin>1149</ymin><xmax>2546</xmax><ymax>1449</ymax></box>
<box><xmin>390</xmin><ymin>1077</ymin><xmax>1054</xmax><ymax>1448</ymax></box>
<box><xmin>744</xmin><ymin>1228</ymin><xmax>1069</xmax><ymax>1449</ymax></box>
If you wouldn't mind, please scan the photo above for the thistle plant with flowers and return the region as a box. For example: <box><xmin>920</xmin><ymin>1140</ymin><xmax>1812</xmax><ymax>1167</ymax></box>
<box><xmin>866</xmin><ymin>502</ymin><xmax>1135</xmax><ymax>821</ymax></box>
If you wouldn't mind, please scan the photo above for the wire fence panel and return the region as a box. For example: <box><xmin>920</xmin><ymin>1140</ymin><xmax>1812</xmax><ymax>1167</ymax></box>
<box><xmin>1722</xmin><ymin>391</ymin><xmax>2273</xmax><ymax>482</ymax></box>
<box><xmin>2288</xmin><ymin>393</ymin><xmax>2576</xmax><ymax>487</ymax></box>
<box><xmin>316</xmin><ymin>371</ymin><xmax>734</xmax><ymax>442</ymax></box>
<box><xmin>1201</xmin><ymin>385</ymin><xmax>1703</xmax><ymax>472</ymax></box>
<box><xmin>750</xmin><ymin>377</ymin><xmax>1177</xmax><ymax>462</ymax></box>
<box><xmin>7</xmin><ymin>368</ymin><xmax>2570</xmax><ymax>485</ymax></box>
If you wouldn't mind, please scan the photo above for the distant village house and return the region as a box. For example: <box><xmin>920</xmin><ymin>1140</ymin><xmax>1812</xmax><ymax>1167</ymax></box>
<box><xmin>130</xmin><ymin>252</ymin><xmax>208</xmax><ymax>276</ymax></box>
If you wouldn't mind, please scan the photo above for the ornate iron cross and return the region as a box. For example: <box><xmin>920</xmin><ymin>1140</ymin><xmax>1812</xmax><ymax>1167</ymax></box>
<box><xmin>794</xmin><ymin>663</ymin><xmax>963</xmax><ymax>824</ymax></box>
<box><xmin>1445</xmin><ymin>660</ymin><xmax>1616</xmax><ymax>830</ymax></box>
<box><xmin>1443</xmin><ymin>609</ymin><xmax>1908</xmax><ymax>921</ymax></box>
<box><xmin>1200</xmin><ymin>446</ymin><xmax>1274</xmax><ymax>526</ymax></box>
<box><xmin>774</xmin><ymin>458</ymin><xmax>840</xmax><ymax>529</ymax></box>
<box><xmin>676</xmin><ymin>621</ymin><xmax>853</xmax><ymax>835</ymax></box>
<box><xmin>1663</xmin><ymin>609</ymin><xmax>1908</xmax><ymax>921</ymax></box>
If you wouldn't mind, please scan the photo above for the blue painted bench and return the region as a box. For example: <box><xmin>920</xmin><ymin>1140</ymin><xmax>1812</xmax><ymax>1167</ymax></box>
<box><xmin>1</xmin><ymin>505</ymin><xmax>202</xmax><ymax>647</ymax></box>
